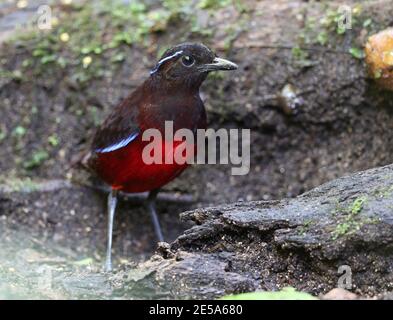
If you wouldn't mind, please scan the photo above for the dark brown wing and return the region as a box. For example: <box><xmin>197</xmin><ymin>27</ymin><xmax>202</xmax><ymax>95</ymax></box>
<box><xmin>91</xmin><ymin>88</ymin><xmax>142</xmax><ymax>153</ymax></box>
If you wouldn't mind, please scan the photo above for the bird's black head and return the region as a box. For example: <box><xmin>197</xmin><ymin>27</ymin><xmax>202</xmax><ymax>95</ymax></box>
<box><xmin>150</xmin><ymin>43</ymin><xmax>237</xmax><ymax>88</ymax></box>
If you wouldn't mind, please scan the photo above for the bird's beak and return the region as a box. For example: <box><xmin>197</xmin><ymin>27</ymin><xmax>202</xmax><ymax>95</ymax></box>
<box><xmin>200</xmin><ymin>57</ymin><xmax>238</xmax><ymax>72</ymax></box>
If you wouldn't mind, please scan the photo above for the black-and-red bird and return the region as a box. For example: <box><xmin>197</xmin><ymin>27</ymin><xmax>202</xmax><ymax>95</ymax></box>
<box><xmin>86</xmin><ymin>43</ymin><xmax>237</xmax><ymax>270</ymax></box>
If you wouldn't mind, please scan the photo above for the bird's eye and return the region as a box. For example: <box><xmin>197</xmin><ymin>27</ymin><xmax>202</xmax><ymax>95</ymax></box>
<box><xmin>181</xmin><ymin>55</ymin><xmax>195</xmax><ymax>67</ymax></box>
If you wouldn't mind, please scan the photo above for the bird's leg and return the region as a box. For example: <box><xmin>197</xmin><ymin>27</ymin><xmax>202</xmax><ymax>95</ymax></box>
<box><xmin>146</xmin><ymin>189</ymin><xmax>164</xmax><ymax>242</ymax></box>
<box><xmin>105</xmin><ymin>188</ymin><xmax>118</xmax><ymax>272</ymax></box>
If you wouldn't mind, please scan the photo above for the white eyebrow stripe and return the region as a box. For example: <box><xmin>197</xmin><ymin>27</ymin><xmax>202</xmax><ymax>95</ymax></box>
<box><xmin>157</xmin><ymin>50</ymin><xmax>184</xmax><ymax>65</ymax></box>
<box><xmin>95</xmin><ymin>131</ymin><xmax>139</xmax><ymax>153</ymax></box>
<box><xmin>150</xmin><ymin>50</ymin><xmax>184</xmax><ymax>75</ymax></box>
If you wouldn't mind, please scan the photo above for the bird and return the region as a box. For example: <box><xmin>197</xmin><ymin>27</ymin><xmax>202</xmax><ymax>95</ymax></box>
<box><xmin>85</xmin><ymin>43</ymin><xmax>238</xmax><ymax>271</ymax></box>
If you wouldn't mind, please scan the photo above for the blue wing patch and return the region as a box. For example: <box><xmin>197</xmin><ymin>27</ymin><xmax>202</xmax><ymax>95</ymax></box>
<box><xmin>95</xmin><ymin>130</ymin><xmax>140</xmax><ymax>153</ymax></box>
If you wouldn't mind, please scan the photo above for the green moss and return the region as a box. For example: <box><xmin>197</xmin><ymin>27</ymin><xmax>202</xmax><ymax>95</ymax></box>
<box><xmin>12</xmin><ymin>126</ymin><xmax>26</xmax><ymax>138</ymax></box>
<box><xmin>1</xmin><ymin>0</ymin><xmax>225</xmax><ymax>83</ymax></box>
<box><xmin>48</xmin><ymin>135</ymin><xmax>59</xmax><ymax>147</ymax></box>
<box><xmin>349</xmin><ymin>47</ymin><xmax>364</xmax><ymax>60</ymax></box>
<box><xmin>297</xmin><ymin>219</ymin><xmax>313</xmax><ymax>235</ymax></box>
<box><xmin>291</xmin><ymin>46</ymin><xmax>314</xmax><ymax>67</ymax></box>
<box><xmin>110</xmin><ymin>52</ymin><xmax>125</xmax><ymax>63</ymax></box>
<box><xmin>374</xmin><ymin>185</ymin><xmax>393</xmax><ymax>198</ymax></box>
<box><xmin>3</xmin><ymin>0</ymin><xmax>248</xmax><ymax>88</ymax></box>
<box><xmin>296</xmin><ymin>2</ymin><xmax>378</xmax><ymax>56</ymax></box>
<box><xmin>363</xmin><ymin>18</ymin><xmax>373</xmax><ymax>28</ymax></box>
<box><xmin>332</xmin><ymin>215</ymin><xmax>380</xmax><ymax>240</ymax></box>
<box><xmin>348</xmin><ymin>196</ymin><xmax>367</xmax><ymax>215</ymax></box>
<box><xmin>0</xmin><ymin>177</ymin><xmax>40</xmax><ymax>193</ymax></box>
<box><xmin>233</xmin><ymin>0</ymin><xmax>250</xmax><ymax>14</ymax></box>
<box><xmin>331</xmin><ymin>196</ymin><xmax>369</xmax><ymax>239</ymax></box>
<box><xmin>0</xmin><ymin>69</ymin><xmax>23</xmax><ymax>81</ymax></box>
<box><xmin>221</xmin><ymin>287</ymin><xmax>317</xmax><ymax>300</ymax></box>
<box><xmin>316</xmin><ymin>31</ymin><xmax>328</xmax><ymax>46</ymax></box>
<box><xmin>208</xmin><ymin>72</ymin><xmax>225</xmax><ymax>81</ymax></box>
<box><xmin>332</xmin><ymin>222</ymin><xmax>351</xmax><ymax>239</ymax></box>
<box><xmin>198</xmin><ymin>0</ymin><xmax>232</xmax><ymax>10</ymax></box>
<box><xmin>320</xmin><ymin>5</ymin><xmax>362</xmax><ymax>35</ymax></box>
<box><xmin>24</xmin><ymin>150</ymin><xmax>49</xmax><ymax>169</ymax></box>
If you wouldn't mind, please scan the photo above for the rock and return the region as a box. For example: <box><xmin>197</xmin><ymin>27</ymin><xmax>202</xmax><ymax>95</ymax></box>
<box><xmin>118</xmin><ymin>164</ymin><xmax>393</xmax><ymax>299</ymax></box>
<box><xmin>322</xmin><ymin>288</ymin><xmax>358</xmax><ymax>300</ymax></box>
